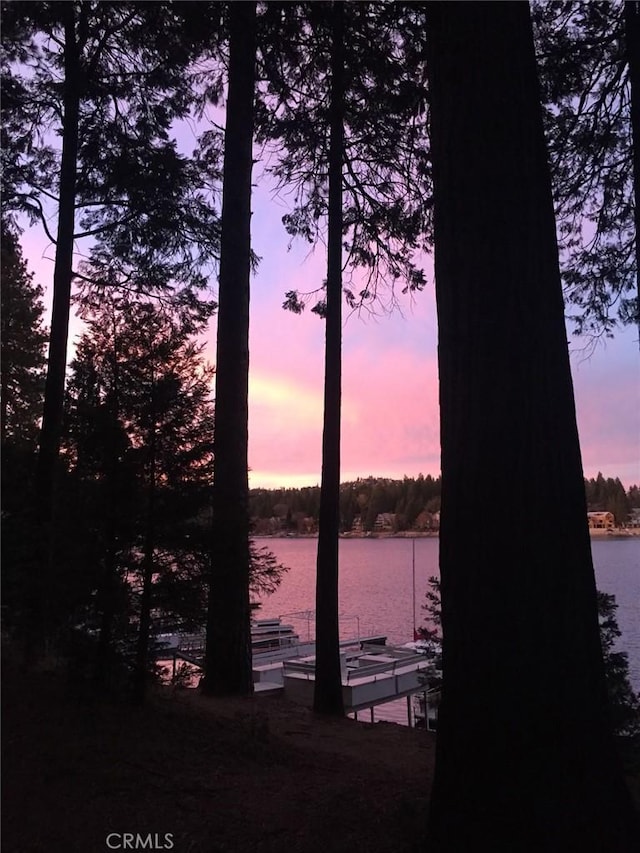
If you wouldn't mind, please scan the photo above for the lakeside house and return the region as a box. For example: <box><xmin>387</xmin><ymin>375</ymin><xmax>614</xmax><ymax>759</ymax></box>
<box><xmin>628</xmin><ymin>508</ymin><xmax>640</xmax><ymax>529</ymax></box>
<box><xmin>374</xmin><ymin>513</ymin><xmax>396</xmax><ymax>532</ymax></box>
<box><xmin>587</xmin><ymin>511</ymin><xmax>615</xmax><ymax>531</ymax></box>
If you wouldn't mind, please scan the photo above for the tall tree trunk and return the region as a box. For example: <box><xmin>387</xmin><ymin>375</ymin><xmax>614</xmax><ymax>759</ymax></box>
<box><xmin>313</xmin><ymin>0</ymin><xmax>345</xmax><ymax>717</ymax></box>
<box><xmin>133</xmin><ymin>369</ymin><xmax>156</xmax><ymax>704</ymax></box>
<box><xmin>624</xmin><ymin>1</ymin><xmax>640</xmax><ymax>347</ymax></box>
<box><xmin>29</xmin><ymin>4</ymin><xmax>81</xmax><ymax>657</ymax></box>
<box><xmin>426</xmin><ymin>3</ymin><xmax>639</xmax><ymax>850</ymax></box>
<box><xmin>94</xmin><ymin>310</ymin><xmax>122</xmax><ymax>690</ymax></box>
<box><xmin>202</xmin><ymin>1</ymin><xmax>256</xmax><ymax>696</ymax></box>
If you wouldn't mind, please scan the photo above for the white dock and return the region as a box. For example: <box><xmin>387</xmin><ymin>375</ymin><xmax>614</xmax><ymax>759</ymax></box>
<box><xmin>257</xmin><ymin>643</ymin><xmax>441</xmax><ymax>724</ymax></box>
<box><xmin>155</xmin><ymin>620</ymin><xmax>440</xmax><ymax>726</ymax></box>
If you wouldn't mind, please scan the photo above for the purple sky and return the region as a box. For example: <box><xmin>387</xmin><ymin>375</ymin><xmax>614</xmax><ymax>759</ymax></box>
<box><xmin>20</xmin><ymin>180</ymin><xmax>639</xmax><ymax>492</ymax></box>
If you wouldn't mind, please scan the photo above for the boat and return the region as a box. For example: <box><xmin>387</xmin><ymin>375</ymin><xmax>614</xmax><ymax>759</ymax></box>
<box><xmin>250</xmin><ymin>618</ymin><xmax>301</xmax><ymax>654</ymax></box>
<box><xmin>154</xmin><ymin>616</ymin><xmax>301</xmax><ymax>662</ymax></box>
<box><xmin>156</xmin><ymin>615</ymin><xmax>388</xmax><ymax>685</ymax></box>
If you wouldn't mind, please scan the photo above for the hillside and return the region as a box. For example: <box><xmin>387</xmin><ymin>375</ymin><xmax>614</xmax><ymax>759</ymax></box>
<box><xmin>2</xmin><ymin>652</ymin><xmax>435</xmax><ymax>853</ymax></box>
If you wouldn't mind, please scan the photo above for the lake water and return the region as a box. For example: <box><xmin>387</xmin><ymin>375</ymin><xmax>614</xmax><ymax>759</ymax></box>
<box><xmin>257</xmin><ymin>536</ymin><xmax>640</xmax><ymax>700</ymax></box>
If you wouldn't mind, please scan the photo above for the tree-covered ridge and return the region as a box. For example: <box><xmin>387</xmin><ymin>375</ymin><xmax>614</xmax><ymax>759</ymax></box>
<box><xmin>250</xmin><ymin>473</ymin><xmax>640</xmax><ymax>532</ymax></box>
<box><xmin>251</xmin><ymin>474</ymin><xmax>441</xmax><ymax>533</ymax></box>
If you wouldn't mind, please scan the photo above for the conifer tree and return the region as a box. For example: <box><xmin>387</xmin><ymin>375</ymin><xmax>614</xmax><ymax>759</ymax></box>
<box><xmin>533</xmin><ymin>0</ymin><xmax>638</xmax><ymax>340</ymax></box>
<box><xmin>65</xmin><ymin>281</ymin><xmax>288</xmax><ymax>698</ymax></box>
<box><xmin>202</xmin><ymin>0</ymin><xmax>257</xmax><ymax>697</ymax></box>
<box><xmin>1</xmin><ymin>224</ymin><xmax>48</xmax><ymax>631</ymax></box>
<box><xmin>256</xmin><ymin>0</ymin><xmax>430</xmax><ymax>714</ymax></box>
<box><xmin>598</xmin><ymin>591</ymin><xmax>640</xmax><ymax>738</ymax></box>
<box><xmin>1</xmin><ymin>2</ymin><xmax>220</xmax><ymax>655</ymax></box>
<box><xmin>67</xmin><ymin>289</ymin><xmax>216</xmax><ymax>699</ymax></box>
<box><xmin>0</xmin><ymin>224</ymin><xmax>47</xmax><ymax>447</ymax></box>
<box><xmin>312</xmin><ymin>0</ymin><xmax>345</xmax><ymax>716</ymax></box>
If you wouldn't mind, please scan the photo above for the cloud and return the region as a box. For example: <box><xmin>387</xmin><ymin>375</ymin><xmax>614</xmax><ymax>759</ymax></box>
<box><xmin>340</xmin><ymin>340</ymin><xmax>440</xmax><ymax>479</ymax></box>
<box><xmin>247</xmin><ymin>295</ymin><xmax>441</xmax><ymax>488</ymax></box>
<box><xmin>250</xmin><ymin>372</ymin><xmax>323</xmax><ymax>429</ymax></box>
<box><xmin>247</xmin><ymin>276</ymin><xmax>638</xmax><ymax>491</ymax></box>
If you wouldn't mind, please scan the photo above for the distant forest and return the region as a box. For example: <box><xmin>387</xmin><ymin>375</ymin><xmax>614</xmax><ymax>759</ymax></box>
<box><xmin>250</xmin><ymin>473</ymin><xmax>640</xmax><ymax>533</ymax></box>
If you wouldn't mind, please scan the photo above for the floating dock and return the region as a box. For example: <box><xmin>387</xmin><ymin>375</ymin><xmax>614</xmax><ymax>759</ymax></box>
<box><xmin>252</xmin><ymin>642</ymin><xmax>441</xmax><ymax>725</ymax></box>
<box><xmin>155</xmin><ymin>621</ymin><xmax>440</xmax><ymax>727</ymax></box>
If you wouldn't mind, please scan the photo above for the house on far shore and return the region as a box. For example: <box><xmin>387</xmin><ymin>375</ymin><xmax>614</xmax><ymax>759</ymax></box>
<box><xmin>374</xmin><ymin>512</ymin><xmax>396</xmax><ymax>532</ymax></box>
<box><xmin>628</xmin><ymin>508</ymin><xmax>640</xmax><ymax>529</ymax></box>
<box><xmin>587</xmin><ymin>511</ymin><xmax>615</xmax><ymax>531</ymax></box>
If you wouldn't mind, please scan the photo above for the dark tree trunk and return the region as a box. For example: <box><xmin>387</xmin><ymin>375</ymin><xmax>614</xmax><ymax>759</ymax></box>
<box><xmin>93</xmin><ymin>455</ymin><xmax>120</xmax><ymax>689</ymax></box>
<box><xmin>94</xmin><ymin>312</ymin><xmax>121</xmax><ymax>690</ymax></box>
<box><xmin>426</xmin><ymin>3</ymin><xmax>640</xmax><ymax>850</ymax></box>
<box><xmin>92</xmin><ymin>446</ymin><xmax>120</xmax><ymax>690</ymax></box>
<box><xmin>313</xmin><ymin>0</ymin><xmax>345</xmax><ymax>717</ymax></box>
<box><xmin>30</xmin><ymin>4</ymin><xmax>81</xmax><ymax>656</ymax></box>
<box><xmin>133</xmin><ymin>402</ymin><xmax>156</xmax><ymax>705</ymax></box>
<box><xmin>624</xmin><ymin>1</ymin><xmax>640</xmax><ymax>346</ymax></box>
<box><xmin>202</xmin><ymin>1</ymin><xmax>256</xmax><ymax>696</ymax></box>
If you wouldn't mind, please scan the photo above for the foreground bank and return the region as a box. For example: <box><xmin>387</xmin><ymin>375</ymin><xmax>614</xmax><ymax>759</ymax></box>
<box><xmin>2</xmin><ymin>650</ymin><xmax>434</xmax><ymax>853</ymax></box>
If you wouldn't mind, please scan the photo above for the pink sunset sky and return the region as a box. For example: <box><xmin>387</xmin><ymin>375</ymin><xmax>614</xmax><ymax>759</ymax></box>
<box><xmin>19</xmin><ymin>177</ymin><xmax>639</xmax><ymax>492</ymax></box>
<box><xmin>248</xmin><ymin>182</ymin><xmax>640</xmax><ymax>489</ymax></box>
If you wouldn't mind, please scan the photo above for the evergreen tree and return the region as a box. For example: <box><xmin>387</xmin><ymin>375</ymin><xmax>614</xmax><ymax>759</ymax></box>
<box><xmin>262</xmin><ymin>2</ymin><xmax>429</xmax><ymax>313</ymax></box>
<box><xmin>598</xmin><ymin>591</ymin><xmax>640</xmax><ymax>738</ymax></box>
<box><xmin>202</xmin><ymin>0</ymin><xmax>257</xmax><ymax>697</ymax></box>
<box><xmin>625</xmin><ymin>0</ymin><xmax>640</xmax><ymax>344</ymax></box>
<box><xmin>64</xmin><ymin>309</ymin><xmax>138</xmax><ymax>686</ymax></box>
<box><xmin>0</xmin><ymin>224</ymin><xmax>47</xmax><ymax>630</ymax></box>
<box><xmin>426</xmin><ymin>3</ymin><xmax>638</xmax><ymax>849</ymax></box>
<box><xmin>533</xmin><ymin>0</ymin><xmax>638</xmax><ymax>340</ymax></box>
<box><xmin>64</xmin><ymin>284</ymin><xmax>288</xmax><ymax>697</ymax></box>
<box><xmin>257</xmin><ymin>0</ymin><xmax>430</xmax><ymax>714</ymax></box>
<box><xmin>66</xmin><ymin>289</ymin><xmax>216</xmax><ymax>699</ymax></box>
<box><xmin>0</xmin><ymin>224</ymin><xmax>47</xmax><ymax>447</ymax></box>
<box><xmin>312</xmin><ymin>0</ymin><xmax>345</xmax><ymax>716</ymax></box>
<box><xmin>2</xmin><ymin>2</ymin><xmax>220</xmax><ymax>656</ymax></box>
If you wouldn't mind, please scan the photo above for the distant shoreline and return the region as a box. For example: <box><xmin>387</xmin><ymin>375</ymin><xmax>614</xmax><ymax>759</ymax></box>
<box><xmin>253</xmin><ymin>530</ymin><xmax>640</xmax><ymax>540</ymax></box>
<box><xmin>252</xmin><ymin>532</ymin><xmax>439</xmax><ymax>540</ymax></box>
<box><xmin>588</xmin><ymin>529</ymin><xmax>640</xmax><ymax>539</ymax></box>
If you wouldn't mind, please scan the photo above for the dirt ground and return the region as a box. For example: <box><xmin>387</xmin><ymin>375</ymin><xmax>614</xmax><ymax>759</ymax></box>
<box><xmin>2</xmin><ymin>655</ymin><xmax>435</xmax><ymax>853</ymax></box>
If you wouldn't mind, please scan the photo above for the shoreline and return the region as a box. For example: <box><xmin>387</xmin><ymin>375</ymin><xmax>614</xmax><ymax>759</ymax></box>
<box><xmin>253</xmin><ymin>532</ymin><xmax>439</xmax><ymax>540</ymax></box>
<box><xmin>253</xmin><ymin>530</ymin><xmax>640</xmax><ymax>540</ymax></box>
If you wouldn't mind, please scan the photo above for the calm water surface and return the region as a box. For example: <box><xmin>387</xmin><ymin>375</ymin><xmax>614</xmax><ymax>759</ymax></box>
<box><xmin>257</xmin><ymin>537</ymin><xmax>640</xmax><ymax>692</ymax></box>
